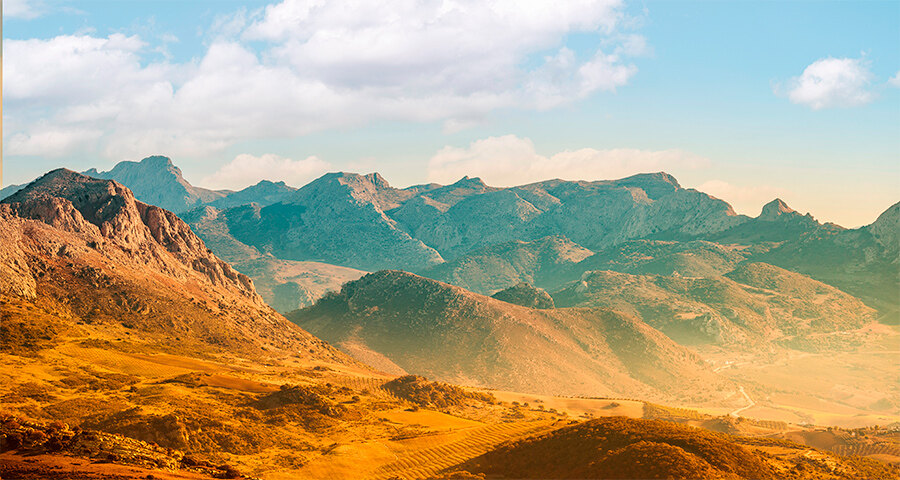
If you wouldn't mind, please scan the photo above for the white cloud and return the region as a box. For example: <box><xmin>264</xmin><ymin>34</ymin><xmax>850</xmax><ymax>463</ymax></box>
<box><xmin>427</xmin><ymin>135</ymin><xmax>709</xmax><ymax>186</ymax></box>
<box><xmin>697</xmin><ymin>180</ymin><xmax>792</xmax><ymax>217</ymax></box>
<box><xmin>4</xmin><ymin>0</ymin><xmax>45</xmax><ymax>19</ymax></box>
<box><xmin>889</xmin><ymin>70</ymin><xmax>900</xmax><ymax>88</ymax></box>
<box><xmin>200</xmin><ymin>153</ymin><xmax>331</xmax><ymax>190</ymax></box>
<box><xmin>782</xmin><ymin>57</ymin><xmax>874</xmax><ymax>109</ymax></box>
<box><xmin>7</xmin><ymin>126</ymin><xmax>104</xmax><ymax>157</ymax></box>
<box><xmin>3</xmin><ymin>0</ymin><xmax>644</xmax><ymax>161</ymax></box>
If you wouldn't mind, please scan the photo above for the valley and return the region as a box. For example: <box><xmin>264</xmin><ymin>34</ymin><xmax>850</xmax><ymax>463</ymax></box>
<box><xmin>0</xmin><ymin>164</ymin><xmax>897</xmax><ymax>479</ymax></box>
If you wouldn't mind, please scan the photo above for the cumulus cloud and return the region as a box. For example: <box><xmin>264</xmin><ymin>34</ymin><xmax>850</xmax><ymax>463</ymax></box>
<box><xmin>3</xmin><ymin>0</ymin><xmax>644</xmax><ymax>161</ymax></box>
<box><xmin>697</xmin><ymin>180</ymin><xmax>792</xmax><ymax>217</ymax></box>
<box><xmin>427</xmin><ymin>135</ymin><xmax>710</xmax><ymax>186</ymax></box>
<box><xmin>200</xmin><ymin>153</ymin><xmax>331</xmax><ymax>190</ymax></box>
<box><xmin>781</xmin><ymin>57</ymin><xmax>874</xmax><ymax>109</ymax></box>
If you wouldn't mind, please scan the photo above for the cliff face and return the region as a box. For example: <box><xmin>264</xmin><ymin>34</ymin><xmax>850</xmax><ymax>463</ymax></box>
<box><xmin>3</xmin><ymin>169</ymin><xmax>256</xmax><ymax>298</ymax></box>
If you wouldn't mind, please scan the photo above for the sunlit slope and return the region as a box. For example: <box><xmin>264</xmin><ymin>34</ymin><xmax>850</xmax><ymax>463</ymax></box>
<box><xmin>289</xmin><ymin>270</ymin><xmax>728</xmax><ymax>401</ymax></box>
<box><xmin>0</xmin><ymin>169</ymin><xmax>345</xmax><ymax>361</ymax></box>
<box><xmin>552</xmin><ymin>263</ymin><xmax>876</xmax><ymax>348</ymax></box>
<box><xmin>453</xmin><ymin>416</ymin><xmax>898</xmax><ymax>480</ymax></box>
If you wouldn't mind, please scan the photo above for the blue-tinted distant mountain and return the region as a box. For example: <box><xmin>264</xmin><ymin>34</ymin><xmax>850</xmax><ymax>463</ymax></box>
<box><xmin>752</xmin><ymin>201</ymin><xmax>900</xmax><ymax>322</ymax></box>
<box><xmin>0</xmin><ymin>183</ymin><xmax>25</xmax><ymax>201</ymax></box>
<box><xmin>187</xmin><ymin>172</ymin><xmax>445</xmax><ymax>272</ymax></box>
<box><xmin>207</xmin><ymin>180</ymin><xmax>297</xmax><ymax>209</ymax></box>
<box><xmin>182</xmin><ymin>205</ymin><xmax>366</xmax><ymax>312</ymax></box>
<box><xmin>708</xmin><ymin>198</ymin><xmax>833</xmax><ymax>244</ymax></box>
<box><xmin>394</xmin><ymin>172</ymin><xmax>750</xmax><ymax>259</ymax></box>
<box><xmin>421</xmin><ymin>235</ymin><xmax>593</xmax><ymax>295</ymax></box>
<box><xmin>84</xmin><ymin>156</ymin><xmax>230</xmax><ymax>213</ymax></box>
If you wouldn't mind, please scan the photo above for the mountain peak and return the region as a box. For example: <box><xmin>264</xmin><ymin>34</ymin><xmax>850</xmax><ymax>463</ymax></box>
<box><xmin>615</xmin><ymin>172</ymin><xmax>681</xmax><ymax>199</ymax></box>
<box><xmin>452</xmin><ymin>176</ymin><xmax>488</xmax><ymax>188</ymax></box>
<box><xmin>134</xmin><ymin>155</ymin><xmax>183</xmax><ymax>179</ymax></box>
<box><xmin>5</xmin><ymin>168</ymin><xmax>121</xmax><ymax>208</ymax></box>
<box><xmin>140</xmin><ymin>155</ymin><xmax>177</xmax><ymax>169</ymax></box>
<box><xmin>364</xmin><ymin>172</ymin><xmax>390</xmax><ymax>188</ymax></box>
<box><xmin>84</xmin><ymin>156</ymin><xmax>226</xmax><ymax>213</ymax></box>
<box><xmin>3</xmin><ymin>168</ymin><xmax>259</xmax><ymax>300</ymax></box>
<box><xmin>758</xmin><ymin>198</ymin><xmax>797</xmax><ymax>221</ymax></box>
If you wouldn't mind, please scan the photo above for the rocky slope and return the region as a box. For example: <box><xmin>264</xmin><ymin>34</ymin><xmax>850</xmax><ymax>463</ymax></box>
<box><xmin>182</xmin><ymin>205</ymin><xmax>367</xmax><ymax>312</ymax></box>
<box><xmin>422</xmin><ymin>235</ymin><xmax>593</xmax><ymax>294</ymax></box>
<box><xmin>751</xmin><ymin>201</ymin><xmax>900</xmax><ymax>322</ymax></box>
<box><xmin>288</xmin><ymin>271</ymin><xmax>728</xmax><ymax>401</ymax></box>
<box><xmin>191</xmin><ymin>173</ymin><xmax>445</xmax><ymax>271</ymax></box>
<box><xmin>0</xmin><ymin>168</ymin><xmax>345</xmax><ymax>361</ymax></box>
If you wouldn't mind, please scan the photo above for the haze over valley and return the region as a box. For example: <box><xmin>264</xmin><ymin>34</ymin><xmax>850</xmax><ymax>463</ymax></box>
<box><xmin>2</xmin><ymin>1</ymin><xmax>898</xmax><ymax>478</ymax></box>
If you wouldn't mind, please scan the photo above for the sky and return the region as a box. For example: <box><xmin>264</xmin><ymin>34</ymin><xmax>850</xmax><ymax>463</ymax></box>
<box><xmin>3</xmin><ymin>0</ymin><xmax>899</xmax><ymax>227</ymax></box>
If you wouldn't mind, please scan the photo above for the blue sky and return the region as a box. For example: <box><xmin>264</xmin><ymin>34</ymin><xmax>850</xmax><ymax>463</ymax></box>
<box><xmin>3</xmin><ymin>0</ymin><xmax>898</xmax><ymax>227</ymax></box>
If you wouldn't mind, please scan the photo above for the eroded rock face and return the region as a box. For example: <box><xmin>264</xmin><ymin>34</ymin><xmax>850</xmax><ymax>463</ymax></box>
<box><xmin>0</xmin><ymin>168</ymin><xmax>352</xmax><ymax>363</ymax></box>
<box><xmin>2</xmin><ymin>169</ymin><xmax>257</xmax><ymax>300</ymax></box>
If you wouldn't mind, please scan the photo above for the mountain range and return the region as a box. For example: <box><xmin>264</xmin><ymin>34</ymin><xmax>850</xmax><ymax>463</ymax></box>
<box><xmin>5</xmin><ymin>155</ymin><xmax>896</xmax><ymax>324</ymax></box>
<box><xmin>1</xmin><ymin>163</ymin><xmax>898</xmax><ymax>479</ymax></box>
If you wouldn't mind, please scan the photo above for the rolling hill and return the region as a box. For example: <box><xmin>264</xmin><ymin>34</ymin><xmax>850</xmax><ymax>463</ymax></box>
<box><xmin>453</xmin><ymin>416</ymin><xmax>897</xmax><ymax>480</ymax></box>
<box><xmin>288</xmin><ymin>270</ymin><xmax>729</xmax><ymax>402</ymax></box>
<box><xmin>552</xmin><ymin>263</ymin><xmax>876</xmax><ymax>348</ymax></box>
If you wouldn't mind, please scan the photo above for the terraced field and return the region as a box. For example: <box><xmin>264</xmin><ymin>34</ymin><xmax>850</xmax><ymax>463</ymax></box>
<box><xmin>329</xmin><ymin>375</ymin><xmax>406</xmax><ymax>401</ymax></box>
<box><xmin>832</xmin><ymin>443</ymin><xmax>900</xmax><ymax>463</ymax></box>
<box><xmin>369</xmin><ymin>420</ymin><xmax>556</xmax><ymax>480</ymax></box>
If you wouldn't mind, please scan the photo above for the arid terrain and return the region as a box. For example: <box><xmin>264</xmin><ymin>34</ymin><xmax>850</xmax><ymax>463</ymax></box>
<box><xmin>1</xmin><ymin>167</ymin><xmax>898</xmax><ymax>479</ymax></box>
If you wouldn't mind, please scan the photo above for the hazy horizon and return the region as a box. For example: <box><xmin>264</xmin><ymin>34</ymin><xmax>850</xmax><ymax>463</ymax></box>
<box><xmin>3</xmin><ymin>0</ymin><xmax>898</xmax><ymax>227</ymax></box>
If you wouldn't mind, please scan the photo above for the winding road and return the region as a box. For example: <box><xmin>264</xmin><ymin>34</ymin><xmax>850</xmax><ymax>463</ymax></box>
<box><xmin>729</xmin><ymin>386</ymin><xmax>755</xmax><ymax>417</ymax></box>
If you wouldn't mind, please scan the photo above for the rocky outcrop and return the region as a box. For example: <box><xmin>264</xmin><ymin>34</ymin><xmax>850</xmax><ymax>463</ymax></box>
<box><xmin>491</xmin><ymin>282</ymin><xmax>555</xmax><ymax>309</ymax></box>
<box><xmin>3</xmin><ymin>169</ymin><xmax>256</xmax><ymax>298</ymax></box>
<box><xmin>0</xmin><ymin>168</ymin><xmax>352</xmax><ymax>363</ymax></box>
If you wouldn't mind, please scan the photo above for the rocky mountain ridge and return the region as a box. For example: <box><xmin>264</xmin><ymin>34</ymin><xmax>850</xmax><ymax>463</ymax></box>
<box><xmin>0</xmin><ymin>169</ymin><xmax>348</xmax><ymax>361</ymax></box>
